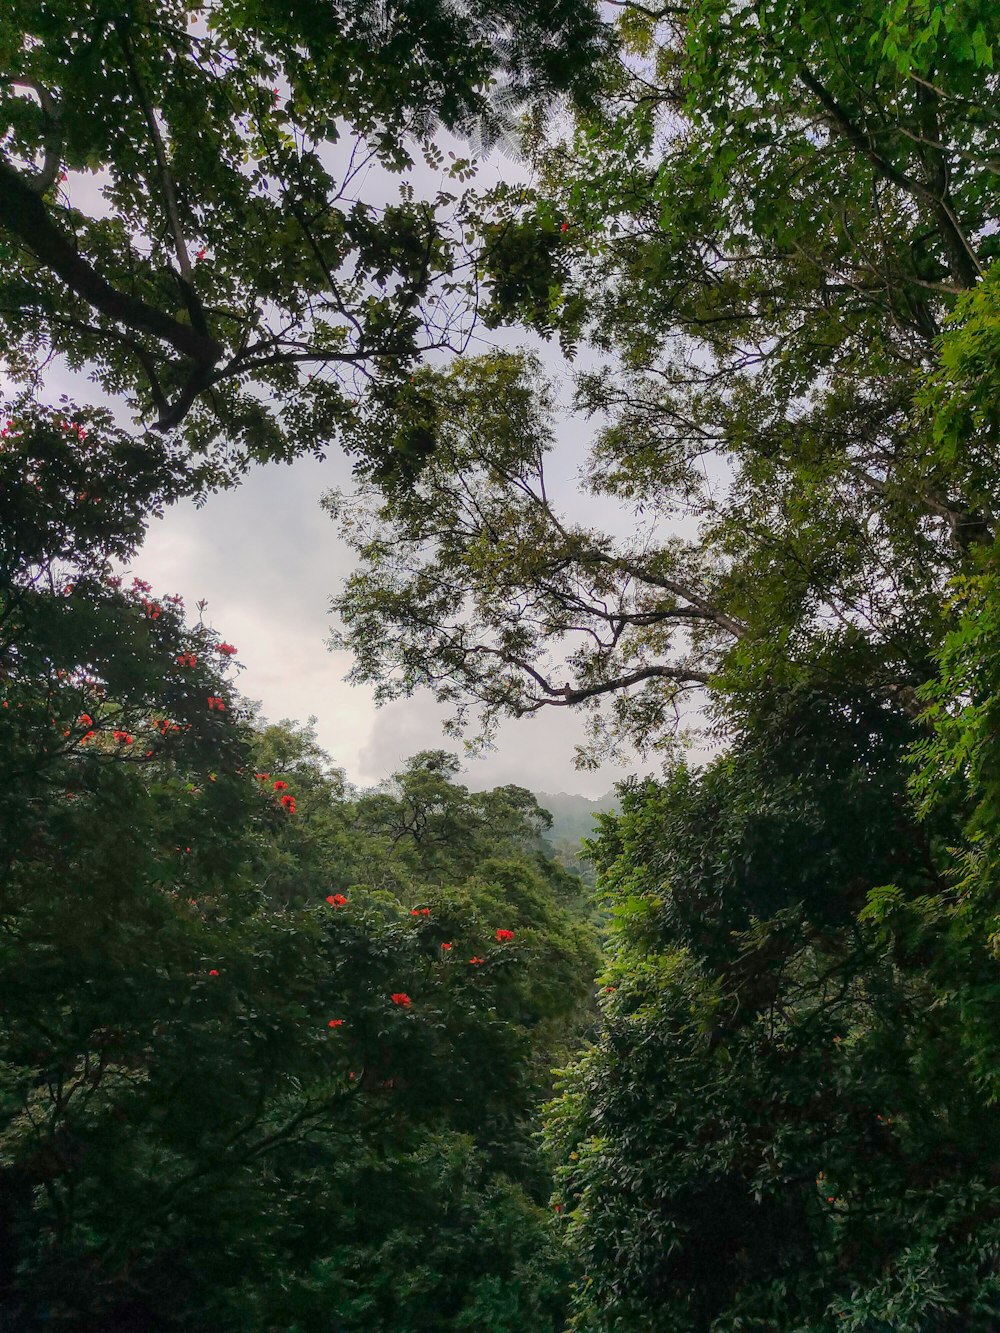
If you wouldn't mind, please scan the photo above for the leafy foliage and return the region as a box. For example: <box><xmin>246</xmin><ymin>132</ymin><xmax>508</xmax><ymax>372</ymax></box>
<box><xmin>331</xmin><ymin>0</ymin><xmax>1000</xmax><ymax>762</ymax></box>
<box><xmin>547</xmin><ymin>700</ymin><xmax>1000</xmax><ymax>1331</ymax></box>
<box><xmin>0</xmin><ymin>0</ymin><xmax>606</xmax><ymax>473</ymax></box>
<box><xmin>0</xmin><ymin>395</ymin><xmax>598</xmax><ymax>1330</ymax></box>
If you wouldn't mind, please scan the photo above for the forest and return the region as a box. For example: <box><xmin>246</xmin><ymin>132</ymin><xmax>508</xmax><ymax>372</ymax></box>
<box><xmin>2</xmin><ymin>0</ymin><xmax>1000</xmax><ymax>1329</ymax></box>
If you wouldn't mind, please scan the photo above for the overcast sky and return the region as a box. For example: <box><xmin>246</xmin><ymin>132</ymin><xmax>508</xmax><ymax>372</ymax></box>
<box><xmin>127</xmin><ymin>350</ymin><xmax>648</xmax><ymax>799</ymax></box>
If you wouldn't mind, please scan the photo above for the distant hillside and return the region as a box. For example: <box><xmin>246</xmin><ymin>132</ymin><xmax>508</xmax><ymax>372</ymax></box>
<box><xmin>535</xmin><ymin>790</ymin><xmax>620</xmax><ymax>884</ymax></box>
<box><xmin>536</xmin><ymin>790</ymin><xmax>619</xmax><ymax>845</ymax></box>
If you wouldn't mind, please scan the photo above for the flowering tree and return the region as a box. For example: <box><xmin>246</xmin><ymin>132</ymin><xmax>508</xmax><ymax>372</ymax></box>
<box><xmin>0</xmin><ymin>395</ymin><xmax>598</xmax><ymax>1328</ymax></box>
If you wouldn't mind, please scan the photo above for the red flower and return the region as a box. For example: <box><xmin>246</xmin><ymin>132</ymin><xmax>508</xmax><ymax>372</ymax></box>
<box><xmin>328</xmin><ymin>1018</ymin><xmax>344</xmax><ymax>1028</ymax></box>
<box><xmin>560</xmin><ymin>221</ymin><xmax>570</xmax><ymax>233</ymax></box>
<box><xmin>280</xmin><ymin>794</ymin><xmax>296</xmax><ymax>813</ymax></box>
<box><xmin>195</xmin><ymin>248</ymin><xmax>206</xmax><ymax>261</ymax></box>
<box><xmin>217</xmin><ymin>642</ymin><xmax>237</xmax><ymax>656</ymax></box>
<box><xmin>207</xmin><ymin>696</ymin><xmax>226</xmax><ymax>711</ymax></box>
<box><xmin>390</xmin><ymin>993</ymin><xmax>412</xmax><ymax>1007</ymax></box>
<box><xmin>495</xmin><ymin>928</ymin><xmax>515</xmax><ymax>942</ymax></box>
<box><xmin>273</xmin><ymin>780</ymin><xmax>288</xmax><ymax>791</ymax></box>
<box><xmin>469</xmin><ymin>956</ymin><xmax>485</xmax><ymax>966</ymax></box>
<box><xmin>327</xmin><ymin>893</ymin><xmax>348</xmax><ymax>906</ymax></box>
<box><xmin>410</xmin><ymin>906</ymin><xmax>430</xmax><ymax>916</ymax></box>
<box><xmin>208</xmin><ymin>969</ymin><xmax>219</xmax><ymax>977</ymax></box>
<box><xmin>176</xmin><ymin>653</ymin><xmax>197</xmax><ymax>668</ymax></box>
<box><xmin>78</xmin><ymin>714</ymin><xmax>93</xmax><ymax>727</ymax></box>
<box><xmin>255</xmin><ymin>772</ymin><xmax>270</xmax><ymax>781</ymax></box>
<box><xmin>112</xmin><ymin>730</ymin><xmax>134</xmax><ymax>744</ymax></box>
<box><xmin>440</xmin><ymin>941</ymin><xmax>453</xmax><ymax>951</ymax></box>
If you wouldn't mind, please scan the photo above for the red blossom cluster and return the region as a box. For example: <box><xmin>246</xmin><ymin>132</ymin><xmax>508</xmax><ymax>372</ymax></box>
<box><xmin>142</xmin><ymin>600</ymin><xmax>162</xmax><ymax>620</ymax></box>
<box><xmin>216</xmin><ymin>642</ymin><xmax>238</xmax><ymax>656</ymax></box>
<box><xmin>256</xmin><ymin>773</ymin><xmax>297</xmax><ymax>814</ymax></box>
<box><xmin>113</xmin><ymin>730</ymin><xmax>134</xmax><ymax>744</ymax></box>
<box><xmin>327</xmin><ymin>1018</ymin><xmax>344</xmax><ymax>1029</ymax></box>
<box><xmin>176</xmin><ymin>653</ymin><xmax>197</xmax><ymax>668</ymax></box>
<box><xmin>206</xmin><ymin>696</ymin><xmax>225</xmax><ymax>711</ymax></box>
<box><xmin>440</xmin><ymin>941</ymin><xmax>453</xmax><ymax>951</ymax></box>
<box><xmin>326</xmin><ymin>893</ymin><xmax>348</xmax><ymax>907</ymax></box>
<box><xmin>390</xmin><ymin>993</ymin><xmax>412</xmax><ymax>1007</ymax></box>
<box><xmin>410</xmin><ymin>906</ymin><xmax>430</xmax><ymax>917</ymax></box>
<box><xmin>469</xmin><ymin>956</ymin><xmax>485</xmax><ymax>966</ymax></box>
<box><xmin>495</xmin><ymin>929</ymin><xmax>515</xmax><ymax>942</ymax></box>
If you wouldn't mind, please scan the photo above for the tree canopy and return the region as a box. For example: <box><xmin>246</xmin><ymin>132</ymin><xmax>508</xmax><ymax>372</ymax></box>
<box><xmin>0</xmin><ymin>389</ymin><xmax>598</xmax><ymax>1327</ymax></box>
<box><xmin>0</xmin><ymin>0</ymin><xmax>605</xmax><ymax>477</ymax></box>
<box><xmin>6</xmin><ymin>1</ymin><xmax>1000</xmax><ymax>1329</ymax></box>
<box><xmin>329</xmin><ymin>0</ymin><xmax>999</xmax><ymax>760</ymax></box>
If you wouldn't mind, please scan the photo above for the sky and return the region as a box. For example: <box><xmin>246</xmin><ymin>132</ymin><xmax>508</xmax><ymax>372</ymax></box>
<box><xmin>126</xmin><ymin>355</ymin><xmax>648</xmax><ymax>799</ymax></box>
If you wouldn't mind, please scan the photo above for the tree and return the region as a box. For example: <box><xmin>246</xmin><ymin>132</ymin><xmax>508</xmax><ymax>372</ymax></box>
<box><xmin>545</xmin><ymin>694</ymin><xmax>1000</xmax><ymax>1332</ymax></box>
<box><xmin>317</xmin><ymin>10</ymin><xmax>1000</xmax><ymax>1324</ymax></box>
<box><xmin>328</xmin><ymin>0</ymin><xmax>1000</xmax><ymax>760</ymax></box>
<box><xmin>327</xmin><ymin>351</ymin><xmax>731</xmax><ymax>764</ymax></box>
<box><xmin>0</xmin><ymin>392</ymin><xmax>600</xmax><ymax>1330</ymax></box>
<box><xmin>0</xmin><ymin>0</ymin><xmax>606</xmax><ymax>475</ymax></box>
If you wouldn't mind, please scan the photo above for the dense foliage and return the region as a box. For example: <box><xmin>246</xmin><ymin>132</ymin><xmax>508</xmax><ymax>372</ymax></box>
<box><xmin>322</xmin><ymin>1</ymin><xmax>1000</xmax><ymax>1328</ymax></box>
<box><xmin>6</xmin><ymin>1</ymin><xmax>1000</xmax><ymax>1330</ymax></box>
<box><xmin>0</xmin><ymin>400</ymin><xmax>598</xmax><ymax>1329</ymax></box>
<box><xmin>0</xmin><ymin>0</ymin><xmax>605</xmax><ymax>477</ymax></box>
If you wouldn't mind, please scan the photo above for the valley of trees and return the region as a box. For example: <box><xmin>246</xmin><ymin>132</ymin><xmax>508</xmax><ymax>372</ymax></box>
<box><xmin>3</xmin><ymin>0</ymin><xmax>1000</xmax><ymax>1329</ymax></box>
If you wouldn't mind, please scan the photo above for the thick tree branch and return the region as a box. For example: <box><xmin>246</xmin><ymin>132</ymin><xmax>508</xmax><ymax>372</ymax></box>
<box><xmin>4</xmin><ymin>79</ymin><xmax>62</xmax><ymax>194</ymax></box>
<box><xmin>531</xmin><ymin>663</ymin><xmax>711</xmax><ymax>709</ymax></box>
<box><xmin>0</xmin><ymin>158</ymin><xmax>223</xmax><ymax>367</ymax></box>
<box><xmin>794</xmin><ymin>63</ymin><xmax>982</xmax><ymax>289</ymax></box>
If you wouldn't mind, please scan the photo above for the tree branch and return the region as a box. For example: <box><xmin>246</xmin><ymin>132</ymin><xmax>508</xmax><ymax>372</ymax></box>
<box><xmin>4</xmin><ymin>79</ymin><xmax>62</xmax><ymax>194</ymax></box>
<box><xmin>794</xmin><ymin>63</ymin><xmax>982</xmax><ymax>289</ymax></box>
<box><xmin>0</xmin><ymin>157</ymin><xmax>224</xmax><ymax>369</ymax></box>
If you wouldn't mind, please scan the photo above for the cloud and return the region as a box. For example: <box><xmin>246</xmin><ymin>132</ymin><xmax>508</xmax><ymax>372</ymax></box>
<box><xmin>356</xmin><ymin>695</ymin><xmax>640</xmax><ymax>798</ymax></box>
